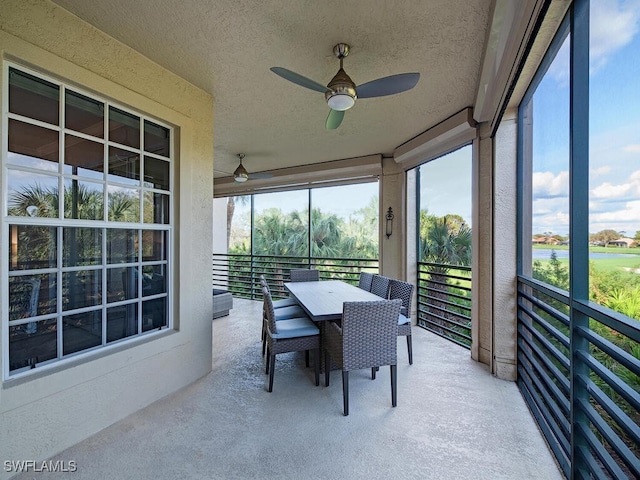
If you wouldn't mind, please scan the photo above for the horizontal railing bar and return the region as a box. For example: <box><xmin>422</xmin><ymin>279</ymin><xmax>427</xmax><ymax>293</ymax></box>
<box><xmin>574</xmin><ymin>300</ymin><xmax>640</xmax><ymax>343</ymax></box>
<box><xmin>418</xmin><ymin>305</ymin><xmax>471</xmax><ymax>329</ymax></box>
<box><xmin>419</xmin><ymin>261</ymin><xmax>471</xmax><ymax>272</ymax></box>
<box><xmin>517</xmin><ymin>363</ymin><xmax>571</xmax><ymax>453</ymax></box>
<box><xmin>417</xmin><ymin>294</ymin><xmax>472</xmax><ymax>315</ymax></box>
<box><xmin>416</xmin><ymin>324</ymin><xmax>471</xmax><ymax>349</ymax></box>
<box><xmin>575</xmin><ymin>419</ymin><xmax>627</xmax><ymax>480</ymax></box>
<box><xmin>575</xmin><ymin>350</ymin><xmax>640</xmax><ymax>413</ymax></box>
<box><xmin>575</xmin><ymin>325</ymin><xmax>640</xmax><ymax>377</ymax></box>
<box><xmin>517</xmin><ymin>275</ymin><xmax>570</xmax><ymax>306</ymax></box>
<box><xmin>418</xmin><ymin>287</ymin><xmax>472</xmax><ymax>305</ymax></box>
<box><xmin>577</xmin><ymin>374</ymin><xmax>640</xmax><ymax>454</ymax></box>
<box><xmin>517</xmin><ymin>377</ymin><xmax>571</xmax><ymax>477</ymax></box>
<box><xmin>417</xmin><ymin>316</ymin><xmax>471</xmax><ymax>341</ymax></box>
<box><xmin>517</xmin><ymin>310</ymin><xmax>571</xmax><ymax>364</ymax></box>
<box><xmin>517</xmin><ymin>333</ymin><xmax>570</xmax><ymax>396</ymax></box>
<box><xmin>517</xmin><ymin>288</ymin><xmax>570</xmax><ymax>329</ymax></box>
<box><xmin>518</xmin><ymin>304</ymin><xmax>570</xmax><ymax>350</ymax></box>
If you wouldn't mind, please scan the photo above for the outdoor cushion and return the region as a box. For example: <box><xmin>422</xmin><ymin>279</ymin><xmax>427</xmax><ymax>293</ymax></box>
<box><xmin>274</xmin><ymin>305</ymin><xmax>307</xmax><ymax>320</ymax></box>
<box><xmin>271</xmin><ymin>317</ymin><xmax>320</xmax><ymax>339</ymax></box>
<box><xmin>273</xmin><ymin>297</ymin><xmax>299</xmax><ymax>308</ymax></box>
<box><xmin>398</xmin><ymin>313</ymin><xmax>410</xmax><ymax>325</ymax></box>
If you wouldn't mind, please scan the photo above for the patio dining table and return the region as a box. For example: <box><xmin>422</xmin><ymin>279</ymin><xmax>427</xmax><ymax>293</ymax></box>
<box><xmin>284</xmin><ymin>279</ymin><xmax>381</xmax><ymax>322</ymax></box>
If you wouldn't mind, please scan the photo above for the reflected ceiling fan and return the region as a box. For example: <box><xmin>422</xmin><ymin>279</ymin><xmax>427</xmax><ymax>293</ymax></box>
<box><xmin>271</xmin><ymin>43</ymin><xmax>420</xmax><ymax>130</ymax></box>
<box><xmin>215</xmin><ymin>154</ymin><xmax>273</xmax><ymax>183</ymax></box>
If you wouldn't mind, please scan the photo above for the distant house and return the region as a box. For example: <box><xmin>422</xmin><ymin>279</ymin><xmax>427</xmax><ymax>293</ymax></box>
<box><xmin>609</xmin><ymin>238</ymin><xmax>635</xmax><ymax>248</ymax></box>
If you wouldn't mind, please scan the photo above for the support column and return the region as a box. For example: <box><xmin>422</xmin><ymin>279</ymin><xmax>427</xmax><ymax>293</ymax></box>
<box><xmin>380</xmin><ymin>157</ymin><xmax>406</xmax><ymax>282</ymax></box>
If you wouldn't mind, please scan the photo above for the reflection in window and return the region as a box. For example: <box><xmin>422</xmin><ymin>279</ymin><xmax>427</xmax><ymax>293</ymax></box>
<box><xmin>64</xmin><ymin>134</ymin><xmax>104</xmax><ymax>179</ymax></box>
<box><xmin>9</xmin><ymin>67</ymin><xmax>59</xmax><ymax>125</ymax></box>
<box><xmin>63</xmin><ymin>179</ymin><xmax>104</xmax><ymax>220</ymax></box>
<box><xmin>108</xmin><ymin>146</ymin><xmax>140</xmax><ymax>185</ymax></box>
<box><xmin>107</xmin><ymin>186</ymin><xmax>140</xmax><ymax>222</ymax></box>
<box><xmin>144</xmin><ymin>120</ymin><xmax>170</xmax><ymax>157</ymax></box>
<box><xmin>63</xmin><ymin>227</ymin><xmax>102</xmax><ymax>266</ymax></box>
<box><xmin>109</xmin><ymin>106</ymin><xmax>140</xmax><ymax>148</ymax></box>
<box><xmin>65</xmin><ymin>89</ymin><xmax>104</xmax><ymax>138</ymax></box>
<box><xmin>4</xmin><ymin>66</ymin><xmax>172</xmax><ymax>375</ymax></box>
<box><xmin>9</xmin><ymin>225</ymin><xmax>57</xmax><ymax>270</ymax></box>
<box><xmin>63</xmin><ymin>310</ymin><xmax>102</xmax><ymax>355</ymax></box>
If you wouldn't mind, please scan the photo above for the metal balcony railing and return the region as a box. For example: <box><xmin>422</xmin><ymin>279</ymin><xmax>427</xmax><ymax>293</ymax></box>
<box><xmin>416</xmin><ymin>261</ymin><xmax>472</xmax><ymax>349</ymax></box>
<box><xmin>212</xmin><ymin>253</ymin><xmax>379</xmax><ymax>300</ymax></box>
<box><xmin>517</xmin><ymin>276</ymin><xmax>640</xmax><ymax>479</ymax></box>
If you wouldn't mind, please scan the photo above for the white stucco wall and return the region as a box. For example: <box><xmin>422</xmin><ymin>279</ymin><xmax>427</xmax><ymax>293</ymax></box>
<box><xmin>0</xmin><ymin>1</ymin><xmax>214</xmax><ymax>476</ymax></box>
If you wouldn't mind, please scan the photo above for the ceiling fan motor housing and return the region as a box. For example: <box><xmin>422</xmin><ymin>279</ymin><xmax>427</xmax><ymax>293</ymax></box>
<box><xmin>325</xmin><ymin>68</ymin><xmax>357</xmax><ymax>111</ymax></box>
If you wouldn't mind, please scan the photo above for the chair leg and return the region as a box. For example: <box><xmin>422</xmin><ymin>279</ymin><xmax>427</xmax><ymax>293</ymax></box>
<box><xmin>390</xmin><ymin>364</ymin><xmax>397</xmax><ymax>407</ymax></box>
<box><xmin>265</xmin><ymin>347</ymin><xmax>270</xmax><ymax>374</ymax></box>
<box><xmin>324</xmin><ymin>350</ymin><xmax>331</xmax><ymax>387</ymax></box>
<box><xmin>314</xmin><ymin>348</ymin><xmax>319</xmax><ymax>386</ymax></box>
<box><xmin>305</xmin><ymin>350</ymin><xmax>310</xmax><ymax>368</ymax></box>
<box><xmin>371</xmin><ymin>367</ymin><xmax>376</xmax><ymax>380</ymax></box>
<box><xmin>342</xmin><ymin>370</ymin><xmax>349</xmax><ymax>416</ymax></box>
<box><xmin>268</xmin><ymin>353</ymin><xmax>276</xmax><ymax>392</ymax></box>
<box><xmin>262</xmin><ymin>334</ymin><xmax>267</xmax><ymax>356</ymax></box>
<box><xmin>406</xmin><ymin>335</ymin><xmax>413</xmax><ymax>365</ymax></box>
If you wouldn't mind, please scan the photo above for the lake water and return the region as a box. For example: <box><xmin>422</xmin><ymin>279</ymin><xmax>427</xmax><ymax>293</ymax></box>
<box><xmin>532</xmin><ymin>249</ymin><xmax>640</xmax><ymax>260</ymax></box>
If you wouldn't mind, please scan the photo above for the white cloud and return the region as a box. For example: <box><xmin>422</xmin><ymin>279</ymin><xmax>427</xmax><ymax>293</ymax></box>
<box><xmin>532</xmin><ymin>171</ymin><xmax>569</xmax><ymax>198</ymax></box>
<box><xmin>591</xmin><ymin>200</ymin><xmax>640</xmax><ymax>223</ymax></box>
<box><xmin>591</xmin><ymin>166</ymin><xmax>611</xmax><ymax>176</ymax></box>
<box><xmin>590</xmin><ymin>0</ymin><xmax>640</xmax><ymax>72</ymax></box>
<box><xmin>623</xmin><ymin>144</ymin><xmax>640</xmax><ymax>152</ymax></box>
<box><xmin>591</xmin><ymin>170</ymin><xmax>640</xmax><ymax>198</ymax></box>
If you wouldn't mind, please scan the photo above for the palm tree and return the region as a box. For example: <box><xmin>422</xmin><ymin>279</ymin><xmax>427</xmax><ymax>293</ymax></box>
<box><xmin>419</xmin><ymin>213</ymin><xmax>472</xmax><ymax>333</ymax></box>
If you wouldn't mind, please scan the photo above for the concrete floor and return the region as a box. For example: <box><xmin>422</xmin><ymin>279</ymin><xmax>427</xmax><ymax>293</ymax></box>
<box><xmin>15</xmin><ymin>298</ymin><xmax>564</xmax><ymax>479</ymax></box>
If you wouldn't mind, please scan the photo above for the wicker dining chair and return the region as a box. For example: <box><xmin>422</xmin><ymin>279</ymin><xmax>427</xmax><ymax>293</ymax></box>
<box><xmin>389</xmin><ymin>279</ymin><xmax>415</xmax><ymax>365</ymax></box>
<box><xmin>324</xmin><ymin>299</ymin><xmax>402</xmax><ymax>416</ymax></box>
<box><xmin>262</xmin><ymin>285</ymin><xmax>320</xmax><ymax>392</ymax></box>
<box><xmin>290</xmin><ymin>268</ymin><xmax>320</xmax><ymax>282</ymax></box>
<box><xmin>357</xmin><ymin>272</ymin><xmax>374</xmax><ymax>291</ymax></box>
<box><xmin>259</xmin><ymin>275</ymin><xmax>307</xmax><ymax>356</ymax></box>
<box><xmin>370</xmin><ymin>274</ymin><xmax>391</xmax><ymax>298</ymax></box>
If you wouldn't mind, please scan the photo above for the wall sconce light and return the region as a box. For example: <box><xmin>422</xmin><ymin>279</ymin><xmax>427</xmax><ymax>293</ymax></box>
<box><xmin>385</xmin><ymin>207</ymin><xmax>394</xmax><ymax>239</ymax></box>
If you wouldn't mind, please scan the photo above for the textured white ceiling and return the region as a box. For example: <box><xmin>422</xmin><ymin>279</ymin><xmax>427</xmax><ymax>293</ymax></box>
<box><xmin>51</xmin><ymin>0</ymin><xmax>492</xmax><ymax>179</ymax></box>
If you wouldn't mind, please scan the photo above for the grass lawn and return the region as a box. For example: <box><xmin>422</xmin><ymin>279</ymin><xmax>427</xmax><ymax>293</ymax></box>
<box><xmin>533</xmin><ymin>245</ymin><xmax>640</xmax><ymax>273</ymax></box>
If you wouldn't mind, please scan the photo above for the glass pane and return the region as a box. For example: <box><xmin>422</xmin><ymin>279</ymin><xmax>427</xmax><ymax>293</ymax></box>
<box><xmin>106</xmin><ymin>229</ymin><xmax>138</xmax><ymax>264</ymax></box>
<box><xmin>107</xmin><ymin>186</ymin><xmax>140</xmax><ymax>222</ymax></box>
<box><xmin>526</xmin><ymin>35</ymin><xmax>570</xmax><ymax>289</ymax></box>
<box><xmin>107</xmin><ymin>304</ymin><xmax>138</xmax><ymax>342</ymax></box>
<box><xmin>225</xmin><ymin>195</ymin><xmax>251</xmax><ymax>254</ymax></box>
<box><xmin>253</xmin><ymin>190</ymin><xmax>309</xmax><ymax>256</ymax></box>
<box><xmin>9</xmin><ymin>225</ymin><xmax>57</xmax><ymax>270</ymax></box>
<box><xmin>107</xmin><ymin>266</ymin><xmax>138</xmax><ymax>302</ymax></box>
<box><xmin>588</xmin><ymin>5</ymin><xmax>640</xmax><ymax>319</ymax></box>
<box><xmin>63</xmin><ymin>227</ymin><xmax>102</xmax><ymax>266</ymax></box>
<box><xmin>63</xmin><ymin>179</ymin><xmax>104</xmax><ymax>220</ymax></box>
<box><xmin>62</xmin><ymin>269</ymin><xmax>102</xmax><ymax>311</ymax></box>
<box><xmin>310</xmin><ymin>183</ymin><xmax>379</xmax><ymax>259</ymax></box>
<box><xmin>64</xmin><ymin>134</ymin><xmax>104</xmax><ymax>179</ymax></box>
<box><xmin>9</xmin><ymin>119</ymin><xmax>59</xmax><ymax>165</ymax></box>
<box><xmin>142</xmin><ymin>230</ymin><xmax>167</xmax><ymax>261</ymax></box>
<box><xmin>143</xmin><ymin>156</ymin><xmax>169</xmax><ymax>190</ymax></box>
<box><xmin>142</xmin><ymin>264</ymin><xmax>166</xmax><ymax>296</ymax></box>
<box><xmin>9</xmin><ymin>273</ymin><xmax>57</xmax><ymax>317</ymax></box>
<box><xmin>418</xmin><ymin>146</ymin><xmax>473</xmax><ymax>265</ymax></box>
<box><xmin>9</xmin><ymin>318</ymin><xmax>57</xmax><ymax>371</ymax></box>
<box><xmin>109</xmin><ymin>106</ymin><xmax>140</xmax><ymax>148</ymax></box>
<box><xmin>144</xmin><ymin>120</ymin><xmax>170</xmax><ymax>157</ymax></box>
<box><xmin>143</xmin><ymin>192</ymin><xmax>169</xmax><ymax>224</ymax></box>
<box><xmin>142</xmin><ymin>297</ymin><xmax>166</xmax><ymax>331</ymax></box>
<box><xmin>63</xmin><ymin>310</ymin><xmax>102</xmax><ymax>355</ymax></box>
<box><xmin>65</xmin><ymin>90</ymin><xmax>104</xmax><ymax>138</ymax></box>
<box><xmin>108</xmin><ymin>147</ymin><xmax>140</xmax><ymax>185</ymax></box>
<box><xmin>9</xmin><ymin>68</ymin><xmax>59</xmax><ymax>125</ymax></box>
<box><xmin>7</xmin><ymin>170</ymin><xmax>59</xmax><ymax>218</ymax></box>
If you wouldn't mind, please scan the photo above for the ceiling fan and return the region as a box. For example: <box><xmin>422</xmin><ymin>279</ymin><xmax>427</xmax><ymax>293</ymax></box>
<box><xmin>271</xmin><ymin>43</ymin><xmax>420</xmax><ymax>130</ymax></box>
<box><xmin>214</xmin><ymin>154</ymin><xmax>273</xmax><ymax>183</ymax></box>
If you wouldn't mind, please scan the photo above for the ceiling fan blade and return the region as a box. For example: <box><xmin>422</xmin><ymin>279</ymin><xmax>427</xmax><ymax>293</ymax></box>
<box><xmin>248</xmin><ymin>172</ymin><xmax>273</xmax><ymax>179</ymax></box>
<box><xmin>356</xmin><ymin>73</ymin><xmax>420</xmax><ymax>99</ymax></box>
<box><xmin>326</xmin><ymin>109</ymin><xmax>345</xmax><ymax>130</ymax></box>
<box><xmin>270</xmin><ymin>67</ymin><xmax>330</xmax><ymax>93</ymax></box>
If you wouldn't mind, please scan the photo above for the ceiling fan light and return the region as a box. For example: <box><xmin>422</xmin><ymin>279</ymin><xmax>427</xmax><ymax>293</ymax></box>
<box><xmin>327</xmin><ymin>93</ymin><xmax>355</xmax><ymax>111</ymax></box>
<box><xmin>233</xmin><ymin>163</ymin><xmax>249</xmax><ymax>182</ymax></box>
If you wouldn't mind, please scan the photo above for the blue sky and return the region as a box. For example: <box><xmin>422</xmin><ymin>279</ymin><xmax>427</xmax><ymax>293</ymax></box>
<box><xmin>532</xmin><ymin>0</ymin><xmax>640</xmax><ymax>236</ymax></box>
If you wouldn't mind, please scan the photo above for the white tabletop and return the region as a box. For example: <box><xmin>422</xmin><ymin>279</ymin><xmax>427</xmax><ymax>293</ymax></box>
<box><xmin>284</xmin><ymin>280</ymin><xmax>382</xmax><ymax>321</ymax></box>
